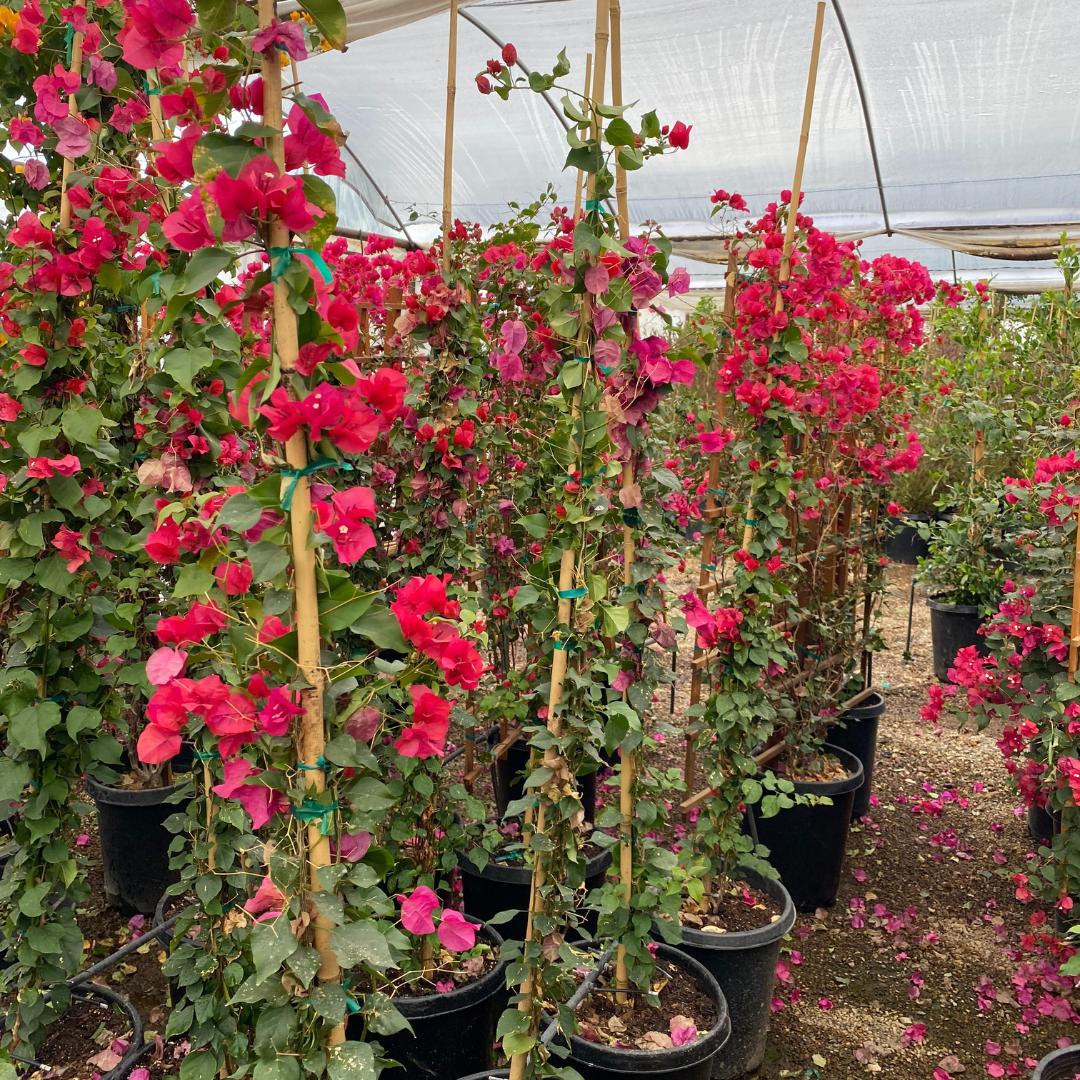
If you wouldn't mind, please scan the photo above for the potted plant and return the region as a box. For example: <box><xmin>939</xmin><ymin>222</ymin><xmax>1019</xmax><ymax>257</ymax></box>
<box><xmin>916</xmin><ymin>505</ymin><xmax>1006</xmax><ymax>680</ymax></box>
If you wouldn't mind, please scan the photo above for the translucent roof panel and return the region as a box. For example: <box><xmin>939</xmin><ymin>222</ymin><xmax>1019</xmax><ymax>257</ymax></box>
<box><xmin>299</xmin><ymin>0</ymin><xmax>1080</xmax><ymax>288</ymax></box>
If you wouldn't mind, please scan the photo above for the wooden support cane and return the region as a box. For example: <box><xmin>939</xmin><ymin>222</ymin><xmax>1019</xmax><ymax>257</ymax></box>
<box><xmin>573</xmin><ymin>56</ymin><xmax>594</xmax><ymax>221</ymax></box>
<box><xmin>57</xmin><ymin>0</ymin><xmax>87</xmax><ymax>231</ymax></box>
<box><xmin>258</xmin><ymin>0</ymin><xmax>341</xmax><ymax>1041</ymax></box>
<box><xmin>741</xmin><ymin>1</ymin><xmax>826</xmax><ymax>553</ymax></box>
<box><xmin>683</xmin><ymin>248</ymin><xmax>738</xmax><ymax>803</ymax></box>
<box><xmin>442</xmin><ymin>0</ymin><xmax>459</xmax><ymax>276</ymax></box>
<box><xmin>1059</xmin><ymin>501</ymin><xmax>1080</xmax><ymax>902</ymax></box>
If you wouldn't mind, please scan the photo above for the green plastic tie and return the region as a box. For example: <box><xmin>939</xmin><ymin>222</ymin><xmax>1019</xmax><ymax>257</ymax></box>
<box><xmin>296</xmin><ymin>757</ymin><xmax>327</xmax><ymax>771</ymax></box>
<box><xmin>150</xmin><ymin>270</ymin><xmax>161</xmax><ymax>296</ymax></box>
<box><xmin>280</xmin><ymin>457</ymin><xmax>353</xmax><ymax>512</ymax></box>
<box><xmin>744</xmin><ymin>518</ymin><xmax>757</xmax><ymax>526</ymax></box>
<box><xmin>558</xmin><ymin>587</ymin><xmax>587</xmax><ymax>599</ymax></box>
<box><xmin>552</xmin><ymin>637</ymin><xmax>578</xmax><ymax>652</ymax></box>
<box><xmin>192</xmin><ymin>749</ymin><xmax>220</xmax><ymax>762</ymax></box>
<box><xmin>106</xmin><ymin>305</ymin><xmax>136</xmax><ymax>314</ymax></box>
<box><xmin>585</xmin><ymin>199</ymin><xmax>602</xmax><ymax>212</ymax></box>
<box><xmin>64</xmin><ymin>24</ymin><xmax>73</xmax><ymax>64</ymax></box>
<box><xmin>622</xmin><ymin>507</ymin><xmax>641</xmax><ymax>527</ymax></box>
<box><xmin>707</xmin><ymin>488</ymin><xmax>726</xmax><ymax>497</ymax></box>
<box><xmin>292</xmin><ymin>798</ymin><xmax>339</xmax><ymax>835</ymax></box>
<box><xmin>701</xmin><ymin>563</ymin><xmax>717</xmax><ymax>571</ymax></box>
<box><xmin>269</xmin><ymin>246</ymin><xmax>333</xmax><ymax>285</ymax></box>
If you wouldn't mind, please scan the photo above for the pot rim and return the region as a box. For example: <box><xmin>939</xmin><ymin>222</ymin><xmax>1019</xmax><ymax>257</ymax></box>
<box><xmin>926</xmin><ymin>597</ymin><xmax>982</xmax><ymax>615</ymax></box>
<box><xmin>1032</xmin><ymin>1044</ymin><xmax>1080</xmax><ymax>1080</ymax></box>
<box><xmin>372</xmin><ymin>918</ymin><xmax>508</xmax><ymax>1021</ymax></box>
<box><xmin>561</xmin><ymin>942</ymin><xmax>731</xmax><ymax>1072</ymax></box>
<box><xmin>456</xmin><ymin>846</ymin><xmax>612</xmax><ymax>885</ymax></box>
<box><xmin>85</xmin><ymin>774</ymin><xmax>188</xmax><ymax>807</ymax></box>
<box><xmin>673</xmin><ymin>869</ymin><xmax>796</xmax><ymax>951</ymax></box>
<box><xmin>757</xmin><ymin>743</ymin><xmax>864</xmax><ymax>797</ymax></box>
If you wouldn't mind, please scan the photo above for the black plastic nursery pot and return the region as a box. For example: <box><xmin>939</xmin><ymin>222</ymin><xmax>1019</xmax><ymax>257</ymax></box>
<box><xmin>85</xmin><ymin>776</ymin><xmax>184</xmax><ymax>915</ymax></box>
<box><xmin>1032</xmin><ymin>1045</ymin><xmax>1080</xmax><ymax>1080</ymax></box>
<box><xmin>560</xmin><ymin>943</ymin><xmax>730</xmax><ymax>1080</ymax></box>
<box><xmin>927</xmin><ymin>598</ymin><xmax>988</xmax><ymax>683</ymax></box>
<box><xmin>458</xmin><ymin>846</ymin><xmax>613</xmax><ymax>941</ymax></box>
<box><xmin>825</xmin><ymin>691</ymin><xmax>886</xmax><ymax>820</ymax></box>
<box><xmin>1029</xmin><ymin>803</ymin><xmax>1057</xmax><ymax>846</ymax></box>
<box><xmin>344</xmin><ymin>920</ymin><xmax>508</xmax><ymax>1080</ymax></box>
<box><xmin>748</xmin><ymin>744</ymin><xmax>864</xmax><ymax>913</ymax></box>
<box><xmin>669</xmin><ymin>872</ymin><xmax>795</xmax><ymax>1080</ymax></box>
<box><xmin>884</xmin><ymin>514</ymin><xmax>931</xmax><ymax>565</ymax></box>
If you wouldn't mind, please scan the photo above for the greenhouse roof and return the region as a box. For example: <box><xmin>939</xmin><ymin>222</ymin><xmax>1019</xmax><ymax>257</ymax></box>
<box><xmin>298</xmin><ymin>0</ymin><xmax>1080</xmax><ymax>291</ymax></box>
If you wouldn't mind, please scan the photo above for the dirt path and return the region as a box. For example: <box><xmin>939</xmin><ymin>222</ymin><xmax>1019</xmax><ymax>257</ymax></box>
<box><xmin>755</xmin><ymin>564</ymin><xmax>1077</xmax><ymax>1079</ymax></box>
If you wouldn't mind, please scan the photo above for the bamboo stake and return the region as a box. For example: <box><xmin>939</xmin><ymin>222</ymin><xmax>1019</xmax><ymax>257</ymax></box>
<box><xmin>57</xmin><ymin>0</ymin><xmax>88</xmax><ymax>231</ymax></box>
<box><xmin>741</xmin><ymin>0</ymin><xmax>825</xmax><ymax>552</ymax></box>
<box><xmin>442</xmin><ymin>0</ymin><xmax>459</xmax><ymax>276</ymax></box>
<box><xmin>573</xmin><ymin>55</ymin><xmax>594</xmax><ymax>221</ymax></box>
<box><xmin>258</xmin><ymin>0</ymin><xmax>341</xmax><ymax>1040</ymax></box>
<box><xmin>509</xmin><ymin>546</ymin><xmax>577</xmax><ymax>1080</ymax></box>
<box><xmin>609</xmin><ymin>0</ymin><xmax>629</xmax><ymax>239</ymax></box>
<box><xmin>683</xmin><ymin>248</ymin><xmax>738</xmax><ymax>804</ymax></box>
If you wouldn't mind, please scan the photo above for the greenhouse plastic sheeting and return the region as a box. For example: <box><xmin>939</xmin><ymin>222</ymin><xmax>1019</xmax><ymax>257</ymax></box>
<box><xmin>300</xmin><ymin>0</ymin><xmax>1080</xmax><ymax>288</ymax></box>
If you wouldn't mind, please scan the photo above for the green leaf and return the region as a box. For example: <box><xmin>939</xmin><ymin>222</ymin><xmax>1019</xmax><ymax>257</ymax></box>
<box><xmin>18</xmin><ymin>424</ymin><xmax>60</xmax><ymax>457</ymax></box>
<box><xmin>349</xmin><ymin>608</ymin><xmax>407</xmax><ymax>651</ymax></box>
<box><xmin>328</xmin><ymin>921</ymin><xmax>393</xmax><ymax>973</ymax></box>
<box><xmin>163</xmin><ymin>347</ymin><xmax>214</xmax><ymax>394</ymax></box>
<box><xmin>61</xmin><ymin>406</ymin><xmax>103</xmax><ymax>446</ymax></box>
<box><xmin>217</xmin><ymin>493</ymin><xmax>265</xmax><ymax>532</ymax></box>
<box><xmin>561</xmin><ymin>94</ymin><xmax>590</xmax><ymax>125</ymax></box>
<box><xmin>47</xmin><ymin>474</ymin><xmax>84</xmax><ymax>511</ymax></box>
<box><xmin>298</xmin><ymin>0</ymin><xmax>347</xmax><ymax>50</ymax></box>
<box><xmin>640</xmin><ymin>109</ymin><xmax>660</xmax><ymax>138</ymax></box>
<box><xmin>195</xmin><ymin>0</ymin><xmax>236</xmax><ymax>31</ymax></box>
<box><xmin>65</xmin><ymin>705</ymin><xmax>100</xmax><ymax>739</ymax></box>
<box><xmin>250</xmin><ymin>915</ymin><xmax>298</xmax><ymax>983</ymax></box>
<box><xmin>565</xmin><ymin>144</ymin><xmax>603</xmax><ymax>175</ymax></box>
<box><xmin>0</xmin><ymin>558</ymin><xmax>33</xmax><ymax>584</ymax></box>
<box><xmin>600</xmin><ymin>604</ymin><xmax>631</xmax><ymax>637</ymax></box>
<box><xmin>35</xmin><ymin>555</ymin><xmax>74</xmax><ymax>597</ymax></box>
<box><xmin>10</xmin><ymin>702</ymin><xmax>62</xmax><ymax>755</ymax></box>
<box><xmin>327</xmin><ymin>1043</ymin><xmax>376</xmax><ymax>1080</ymax></box>
<box><xmin>193</xmin><ymin>132</ymin><xmax>267</xmax><ymax>179</ymax></box>
<box><xmin>512</xmin><ymin>584</ymin><xmax>540</xmax><ymax>611</ymax></box>
<box><xmin>179</xmin><ymin>247</ymin><xmax>235</xmax><ymax>296</ymax></box>
<box><xmin>248</xmin><ymin>541</ymin><xmax>290</xmax><ymax>583</ymax></box>
<box><xmin>308</xmin><ymin>984</ymin><xmax>349</xmax><ymax>1023</ymax></box>
<box><xmin>594</xmin><ymin>100</ymin><xmax>631</xmax><ymax>118</ymax></box>
<box><xmin>173</xmin><ymin>564</ymin><xmax>215</xmax><ymax>597</ymax></box>
<box><xmin>652</xmin><ymin>466</ymin><xmax>681</xmax><ymax>491</ymax></box>
<box><xmin>517</xmin><ymin>513</ymin><xmax>549</xmax><ymax>538</ymax></box>
<box><xmin>617</xmin><ymin>146</ymin><xmax>645</xmax><ymax>171</ymax></box>
<box><xmin>0</xmin><ymin>760</ymin><xmax>30</xmax><ymax>802</ymax></box>
<box><xmin>179</xmin><ymin>1051</ymin><xmax>218</xmax><ymax>1080</ymax></box>
<box><xmin>300</xmin><ymin>175</ymin><xmax>338</xmax><ymax>251</ymax></box>
<box><xmin>552</xmin><ymin>47</ymin><xmax>571</xmax><ymax>78</ymax></box>
<box><xmin>604</xmin><ymin>117</ymin><xmax>636</xmax><ymax>147</ymax></box>
<box><xmin>53</xmin><ymin>608</ymin><xmax>94</xmax><ymax>643</ymax></box>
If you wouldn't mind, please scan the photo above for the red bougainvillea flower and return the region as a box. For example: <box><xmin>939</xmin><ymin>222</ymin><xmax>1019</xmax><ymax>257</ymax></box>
<box><xmin>117</xmin><ymin>0</ymin><xmax>195</xmax><ymax>70</ymax></box>
<box><xmin>436</xmin><ymin>909</ymin><xmax>476</xmax><ymax>952</ymax></box>
<box><xmin>145</xmin><ymin>516</ymin><xmax>181</xmax><ymax>564</ymax></box>
<box><xmin>257</xmin><ymin>687</ymin><xmax>304</xmax><ymax>737</ymax></box>
<box><xmin>214</xmin><ymin>559</ymin><xmax>254</xmax><ymax>595</ymax></box>
<box><xmin>394</xmin><ymin>684</ymin><xmax>452</xmax><ymax>759</ymax></box>
<box><xmin>251</xmin><ymin>18</ymin><xmax>307</xmax><ymax>60</ymax></box>
<box><xmin>243</xmin><ymin>875</ymin><xmax>287</xmax><ymax>921</ymax></box>
<box><xmin>146</xmin><ymin>646</ymin><xmax>187</xmax><ymax>686</ymax></box>
<box><xmin>155</xmin><ymin>600</ymin><xmax>228</xmax><ymax>645</ymax></box>
<box><xmin>52</xmin><ymin>526</ymin><xmax>89</xmax><ymax>572</ymax></box>
<box><xmin>312</xmin><ymin>486</ymin><xmax>377</xmax><ymax>564</ymax></box>
<box><xmin>214</xmin><ymin>759</ymin><xmax>290</xmax><ymax>829</ymax></box>
<box><xmin>26</xmin><ymin>454</ymin><xmax>81</xmax><ymax>478</ymax></box>
<box><xmin>668</xmin><ymin>121</ymin><xmax>692</xmax><ymax>149</ymax></box>
<box><xmin>400</xmin><ymin>885</ymin><xmax>439</xmax><ymax>934</ymax></box>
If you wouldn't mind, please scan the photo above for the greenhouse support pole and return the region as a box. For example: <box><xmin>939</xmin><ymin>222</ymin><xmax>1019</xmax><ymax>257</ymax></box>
<box><xmin>683</xmin><ymin>248</ymin><xmax>738</xmax><ymax>805</ymax></box>
<box><xmin>442</xmin><ymin>0</ymin><xmax>459</xmax><ymax>275</ymax></box>
<box><xmin>57</xmin><ymin>0</ymin><xmax>87</xmax><ymax>231</ymax></box>
<box><xmin>742</xmin><ymin>0</ymin><xmax>825</xmax><ymax>552</ymax></box>
<box><xmin>258</xmin><ymin>0</ymin><xmax>342</xmax><ymax>1039</ymax></box>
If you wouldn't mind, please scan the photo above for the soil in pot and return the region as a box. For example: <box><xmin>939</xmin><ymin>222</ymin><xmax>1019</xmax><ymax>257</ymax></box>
<box><xmin>748</xmin><ymin>744</ymin><xmax>863</xmax><ymax>913</ymax></box>
<box><xmin>33</xmin><ymin>986</ymin><xmax>146</xmax><ymax>1080</ymax></box>
<box><xmin>825</xmin><ymin>691</ymin><xmax>886</xmax><ymax>819</ymax></box>
<box><xmin>85</xmin><ymin>774</ymin><xmax>187</xmax><ymax>916</ymax></box>
<box><xmin>562</xmin><ymin>943</ymin><xmax>730</xmax><ymax>1080</ymax></box>
<box><xmin>670</xmin><ymin>871</ymin><xmax>796</xmax><ymax>1080</ymax></box>
<box><xmin>927</xmin><ymin>597</ymin><xmax>989</xmax><ymax>682</ymax></box>
<box><xmin>344</xmin><ymin>920</ymin><xmax>508</xmax><ymax>1080</ymax></box>
<box><xmin>458</xmin><ymin>839</ymin><xmax>612</xmax><ymax>941</ymax></box>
